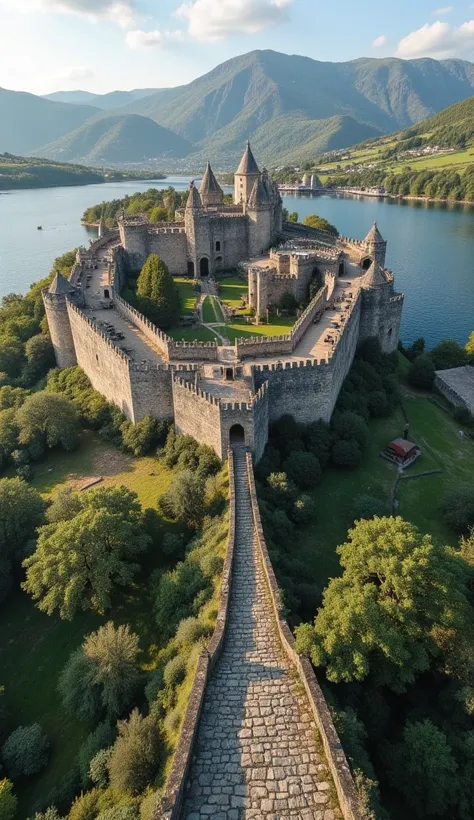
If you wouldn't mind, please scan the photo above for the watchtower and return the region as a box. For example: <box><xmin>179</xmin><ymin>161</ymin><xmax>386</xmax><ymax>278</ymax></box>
<box><xmin>42</xmin><ymin>272</ymin><xmax>77</xmax><ymax>368</ymax></box>
<box><xmin>234</xmin><ymin>141</ymin><xmax>260</xmax><ymax>205</ymax></box>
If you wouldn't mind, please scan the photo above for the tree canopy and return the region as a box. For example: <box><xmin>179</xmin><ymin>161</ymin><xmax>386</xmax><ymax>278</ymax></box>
<box><xmin>23</xmin><ymin>486</ymin><xmax>150</xmax><ymax>619</ymax></box>
<box><xmin>295</xmin><ymin>516</ymin><xmax>469</xmax><ymax>691</ymax></box>
<box><xmin>302</xmin><ymin>214</ymin><xmax>339</xmax><ymax>235</ymax></box>
<box><xmin>136</xmin><ymin>254</ymin><xmax>181</xmax><ymax>329</ymax></box>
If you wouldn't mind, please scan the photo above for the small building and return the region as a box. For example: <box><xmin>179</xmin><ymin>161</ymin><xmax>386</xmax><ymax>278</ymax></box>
<box><xmin>381</xmin><ymin>437</ymin><xmax>420</xmax><ymax>467</ymax></box>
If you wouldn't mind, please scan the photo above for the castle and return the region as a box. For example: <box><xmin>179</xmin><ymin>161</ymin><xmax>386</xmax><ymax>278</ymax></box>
<box><xmin>43</xmin><ymin>143</ymin><xmax>404</xmax><ymax>461</ymax></box>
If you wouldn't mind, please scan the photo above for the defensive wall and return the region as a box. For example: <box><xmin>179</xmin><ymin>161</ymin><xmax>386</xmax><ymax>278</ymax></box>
<box><xmin>172</xmin><ymin>377</ymin><xmax>269</xmax><ymax>461</ymax></box>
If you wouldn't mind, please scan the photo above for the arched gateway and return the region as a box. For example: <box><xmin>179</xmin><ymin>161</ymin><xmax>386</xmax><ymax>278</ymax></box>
<box><xmin>229</xmin><ymin>423</ymin><xmax>245</xmax><ymax>446</ymax></box>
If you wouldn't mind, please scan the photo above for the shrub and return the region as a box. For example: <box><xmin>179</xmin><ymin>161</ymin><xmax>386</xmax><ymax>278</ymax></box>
<box><xmin>158</xmin><ymin>470</ymin><xmax>205</xmax><ymax>529</ymax></box>
<box><xmin>302</xmin><ymin>421</ymin><xmax>332</xmax><ymax>467</ymax></box>
<box><xmin>121</xmin><ymin>416</ymin><xmax>167</xmax><ymax>457</ymax></box>
<box><xmin>163</xmin><ymin>655</ymin><xmax>187</xmax><ymax>688</ymax></box>
<box><xmin>16</xmin><ymin>392</ymin><xmax>79</xmax><ymax>452</ymax></box>
<box><xmin>31</xmin><ymin>809</ymin><xmax>61</xmax><ymax>820</ymax></box>
<box><xmin>89</xmin><ymin>747</ymin><xmax>113</xmax><ymax>789</ymax></box>
<box><xmin>292</xmin><ymin>494</ymin><xmax>315</xmax><ymax>526</ymax></box>
<box><xmin>77</xmin><ymin>721</ymin><xmax>116</xmax><ymax>786</ymax></box>
<box><xmin>155</xmin><ymin>559</ymin><xmax>210</xmax><ymax>640</ymax></box>
<box><xmin>175</xmin><ymin>617</ymin><xmax>210</xmax><ymax>649</ymax></box>
<box><xmin>367</xmin><ymin>390</ymin><xmax>390</xmax><ymax>417</ymax></box>
<box><xmin>107</xmin><ymin>709</ymin><xmax>161</xmax><ymax>796</ymax></box>
<box><xmin>407</xmin><ymin>354</ymin><xmax>435</xmax><ymax>389</ymax></box>
<box><xmin>283</xmin><ymin>451</ymin><xmax>321</xmax><ymax>489</ymax></box>
<box><xmin>332</xmin><ymin>439</ymin><xmax>362</xmax><ymax>469</ymax></box>
<box><xmin>332</xmin><ymin>411</ymin><xmax>369</xmax><ymax>449</ymax></box>
<box><xmin>0</xmin><ymin>779</ymin><xmax>17</xmax><ymax>820</ymax></box>
<box><xmin>200</xmin><ymin>553</ymin><xmax>224</xmax><ymax>579</ymax></box>
<box><xmin>2</xmin><ymin>723</ymin><xmax>49</xmax><ymax>777</ymax></box>
<box><xmin>353</xmin><ymin>494</ymin><xmax>389</xmax><ymax>522</ymax></box>
<box><xmin>430</xmin><ymin>339</ymin><xmax>469</xmax><ymax>371</ymax></box>
<box><xmin>68</xmin><ymin>789</ymin><xmax>101</xmax><ymax>820</ymax></box>
<box><xmin>97</xmin><ymin>807</ymin><xmax>139</xmax><ymax>820</ymax></box>
<box><xmin>441</xmin><ymin>486</ymin><xmax>474</xmax><ymax>534</ymax></box>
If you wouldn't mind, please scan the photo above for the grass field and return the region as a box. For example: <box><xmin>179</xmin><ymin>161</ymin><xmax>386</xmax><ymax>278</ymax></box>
<box><xmin>166</xmin><ymin>325</ymin><xmax>217</xmax><ymax>343</ymax></box>
<box><xmin>220</xmin><ymin>315</ymin><xmax>296</xmax><ymax>342</ymax></box>
<box><xmin>0</xmin><ymin>433</ymin><xmax>178</xmax><ymax>816</ymax></box>
<box><xmin>297</xmin><ymin>396</ymin><xmax>474</xmax><ymax>588</ymax></box>
<box><xmin>202</xmin><ymin>295</ymin><xmax>225</xmax><ymax>324</ymax></box>
<box><xmin>217</xmin><ymin>277</ymin><xmax>249</xmax><ymax>310</ymax></box>
<box><xmin>173</xmin><ymin>278</ymin><xmax>197</xmax><ymax>315</ymax></box>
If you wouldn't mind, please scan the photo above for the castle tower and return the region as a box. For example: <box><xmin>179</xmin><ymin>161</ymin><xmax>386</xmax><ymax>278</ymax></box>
<box><xmin>185</xmin><ymin>181</ymin><xmax>210</xmax><ymax>278</ymax></box>
<box><xmin>247</xmin><ymin>176</ymin><xmax>273</xmax><ymax>257</ymax></box>
<box><xmin>199</xmin><ymin>162</ymin><xmax>224</xmax><ymax>208</ymax></box>
<box><xmin>98</xmin><ymin>215</ymin><xmax>107</xmax><ymax>238</ymax></box>
<box><xmin>43</xmin><ymin>272</ymin><xmax>77</xmax><ymax>369</ymax></box>
<box><xmin>234</xmin><ymin>141</ymin><xmax>260</xmax><ymax>205</ymax></box>
<box><xmin>363</xmin><ymin>222</ymin><xmax>387</xmax><ymax>268</ymax></box>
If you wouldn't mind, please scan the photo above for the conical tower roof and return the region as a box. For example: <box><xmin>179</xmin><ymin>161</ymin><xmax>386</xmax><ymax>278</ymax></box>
<box><xmin>199</xmin><ymin>162</ymin><xmax>223</xmax><ymax>195</ymax></box>
<box><xmin>365</xmin><ymin>222</ymin><xmax>385</xmax><ymax>244</ymax></box>
<box><xmin>48</xmin><ymin>271</ymin><xmax>72</xmax><ymax>295</ymax></box>
<box><xmin>236</xmin><ymin>141</ymin><xmax>260</xmax><ymax>175</ymax></box>
<box><xmin>186</xmin><ymin>181</ymin><xmax>202</xmax><ymax>210</ymax></box>
<box><xmin>261</xmin><ymin>167</ymin><xmax>273</xmax><ymax>200</ymax></box>
<box><xmin>248</xmin><ymin>176</ymin><xmax>269</xmax><ymax>209</ymax></box>
<box><xmin>361</xmin><ymin>261</ymin><xmax>386</xmax><ymax>288</ymax></box>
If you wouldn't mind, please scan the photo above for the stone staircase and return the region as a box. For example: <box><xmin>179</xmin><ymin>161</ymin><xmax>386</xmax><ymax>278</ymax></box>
<box><xmin>180</xmin><ymin>446</ymin><xmax>338</xmax><ymax>819</ymax></box>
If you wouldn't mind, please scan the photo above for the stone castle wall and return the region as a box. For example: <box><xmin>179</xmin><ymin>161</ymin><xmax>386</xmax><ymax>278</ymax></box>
<box><xmin>172</xmin><ymin>377</ymin><xmax>223</xmax><ymax>456</ymax></box>
<box><xmin>67</xmin><ymin>302</ymin><xmax>135</xmax><ymax>420</ymax></box>
<box><xmin>129</xmin><ymin>366</ymin><xmax>174</xmax><ymax>423</ymax></box>
<box><xmin>147</xmin><ymin>231</ymin><xmax>187</xmax><ymax>275</ymax></box>
<box><xmin>114</xmin><ymin>295</ymin><xmax>171</xmax><ymax>358</ymax></box>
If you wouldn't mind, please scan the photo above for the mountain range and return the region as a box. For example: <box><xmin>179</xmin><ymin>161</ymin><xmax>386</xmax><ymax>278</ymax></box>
<box><xmin>3</xmin><ymin>50</ymin><xmax>474</xmax><ymax>168</ymax></box>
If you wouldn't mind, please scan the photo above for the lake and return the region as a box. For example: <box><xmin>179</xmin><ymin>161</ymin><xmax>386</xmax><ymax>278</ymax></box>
<box><xmin>0</xmin><ymin>179</ymin><xmax>473</xmax><ymax>347</ymax></box>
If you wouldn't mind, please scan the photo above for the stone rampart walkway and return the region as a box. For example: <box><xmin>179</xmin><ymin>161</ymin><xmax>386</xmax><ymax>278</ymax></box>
<box><xmin>181</xmin><ymin>447</ymin><xmax>338</xmax><ymax>820</ymax></box>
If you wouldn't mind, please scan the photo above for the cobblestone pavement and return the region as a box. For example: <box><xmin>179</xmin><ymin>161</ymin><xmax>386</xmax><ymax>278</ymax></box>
<box><xmin>181</xmin><ymin>448</ymin><xmax>338</xmax><ymax>820</ymax></box>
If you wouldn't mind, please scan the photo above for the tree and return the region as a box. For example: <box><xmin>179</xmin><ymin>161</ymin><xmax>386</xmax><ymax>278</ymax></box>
<box><xmin>136</xmin><ymin>254</ymin><xmax>181</xmax><ymax>329</ymax></box>
<box><xmin>278</xmin><ymin>291</ymin><xmax>298</xmax><ymax>314</ymax></box>
<box><xmin>1</xmin><ymin>724</ymin><xmax>49</xmax><ymax>777</ymax></box>
<box><xmin>0</xmin><ymin>386</ymin><xmax>28</xmax><ymax>411</ymax></box>
<box><xmin>403</xmin><ymin>337</ymin><xmax>426</xmax><ymax>362</ymax></box>
<box><xmin>59</xmin><ymin>623</ymin><xmax>141</xmax><ymax>722</ymax></box>
<box><xmin>430</xmin><ymin>339</ymin><xmax>469</xmax><ymax>371</ymax></box>
<box><xmin>0</xmin><ymin>477</ymin><xmax>45</xmax><ymax>557</ymax></box>
<box><xmin>466</xmin><ymin>331</ymin><xmax>474</xmax><ymax>359</ymax></box>
<box><xmin>0</xmin><ymin>779</ymin><xmax>17</xmax><ymax>820</ymax></box>
<box><xmin>331</xmin><ymin>439</ymin><xmax>362</xmax><ymax>469</ymax></box>
<box><xmin>386</xmin><ymin>720</ymin><xmax>457</xmax><ymax>817</ymax></box>
<box><xmin>120</xmin><ymin>416</ymin><xmax>166</xmax><ymax>457</ymax></box>
<box><xmin>295</xmin><ymin>517</ymin><xmax>469</xmax><ymax>691</ymax></box>
<box><xmin>16</xmin><ymin>392</ymin><xmax>79</xmax><ymax>453</ymax></box>
<box><xmin>303</xmin><ymin>420</ymin><xmax>332</xmax><ymax>467</ymax></box>
<box><xmin>77</xmin><ymin>721</ymin><xmax>116</xmax><ymax>786</ymax></box>
<box><xmin>46</xmin><ymin>485</ymin><xmax>83</xmax><ymax>524</ymax></box>
<box><xmin>23</xmin><ymin>334</ymin><xmax>55</xmax><ymax>382</ymax></box>
<box><xmin>292</xmin><ymin>494</ymin><xmax>315</xmax><ymax>526</ymax></box>
<box><xmin>407</xmin><ymin>353</ymin><xmax>435</xmax><ymax>389</ymax></box>
<box><xmin>158</xmin><ymin>470</ymin><xmax>205</xmax><ymax>529</ymax></box>
<box><xmin>332</xmin><ymin>411</ymin><xmax>369</xmax><ymax>448</ymax></box>
<box><xmin>283</xmin><ymin>452</ymin><xmax>321</xmax><ymax>489</ymax></box>
<box><xmin>89</xmin><ymin>747</ymin><xmax>113</xmax><ymax>788</ymax></box>
<box><xmin>441</xmin><ymin>486</ymin><xmax>474</xmax><ymax>534</ymax></box>
<box><xmin>0</xmin><ymin>337</ymin><xmax>24</xmax><ymax>378</ymax></box>
<box><xmin>352</xmin><ymin>494</ymin><xmax>388</xmax><ymax>522</ymax></box>
<box><xmin>302</xmin><ymin>214</ymin><xmax>339</xmax><ymax>235</ymax></box>
<box><xmin>68</xmin><ymin>790</ymin><xmax>101</xmax><ymax>820</ymax></box>
<box><xmin>23</xmin><ymin>487</ymin><xmax>150</xmax><ymax>619</ymax></box>
<box><xmin>107</xmin><ymin>709</ymin><xmax>161</xmax><ymax>796</ymax></box>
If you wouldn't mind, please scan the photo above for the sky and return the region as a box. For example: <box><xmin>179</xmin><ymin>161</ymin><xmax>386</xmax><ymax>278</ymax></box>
<box><xmin>2</xmin><ymin>0</ymin><xmax>474</xmax><ymax>95</ymax></box>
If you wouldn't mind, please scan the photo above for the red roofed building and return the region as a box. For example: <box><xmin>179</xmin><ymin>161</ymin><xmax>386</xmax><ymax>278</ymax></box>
<box><xmin>381</xmin><ymin>437</ymin><xmax>420</xmax><ymax>467</ymax></box>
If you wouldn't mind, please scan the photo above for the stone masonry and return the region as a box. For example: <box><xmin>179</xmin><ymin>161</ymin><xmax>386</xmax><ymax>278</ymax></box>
<box><xmin>181</xmin><ymin>447</ymin><xmax>339</xmax><ymax>820</ymax></box>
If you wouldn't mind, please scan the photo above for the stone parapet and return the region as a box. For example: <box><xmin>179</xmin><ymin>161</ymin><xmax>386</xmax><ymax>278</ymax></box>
<box><xmin>245</xmin><ymin>452</ymin><xmax>362</xmax><ymax>820</ymax></box>
<box><xmin>66</xmin><ymin>301</ymin><xmax>130</xmax><ymax>362</ymax></box>
<box><xmin>114</xmin><ymin>294</ymin><xmax>171</xmax><ymax>358</ymax></box>
<box><xmin>153</xmin><ymin>452</ymin><xmax>236</xmax><ymax>820</ymax></box>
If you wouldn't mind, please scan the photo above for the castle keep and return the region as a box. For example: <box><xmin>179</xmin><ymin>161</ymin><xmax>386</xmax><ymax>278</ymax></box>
<box><xmin>44</xmin><ymin>144</ymin><xmax>404</xmax><ymax>461</ymax></box>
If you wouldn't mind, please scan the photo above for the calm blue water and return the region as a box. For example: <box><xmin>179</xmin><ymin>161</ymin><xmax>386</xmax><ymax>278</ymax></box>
<box><xmin>0</xmin><ymin>180</ymin><xmax>473</xmax><ymax>347</ymax></box>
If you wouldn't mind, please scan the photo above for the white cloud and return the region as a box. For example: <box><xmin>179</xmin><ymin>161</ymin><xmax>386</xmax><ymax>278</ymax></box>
<box><xmin>126</xmin><ymin>28</ymin><xmax>185</xmax><ymax>48</ymax></box>
<box><xmin>432</xmin><ymin>6</ymin><xmax>453</xmax><ymax>14</ymax></box>
<box><xmin>0</xmin><ymin>0</ymin><xmax>135</xmax><ymax>27</ymax></box>
<box><xmin>56</xmin><ymin>65</ymin><xmax>96</xmax><ymax>82</ymax></box>
<box><xmin>175</xmin><ymin>0</ymin><xmax>293</xmax><ymax>41</ymax></box>
<box><xmin>372</xmin><ymin>35</ymin><xmax>387</xmax><ymax>48</ymax></box>
<box><xmin>396</xmin><ymin>20</ymin><xmax>474</xmax><ymax>58</ymax></box>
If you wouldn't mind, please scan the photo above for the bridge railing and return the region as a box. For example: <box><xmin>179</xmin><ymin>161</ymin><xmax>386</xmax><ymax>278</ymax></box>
<box><xmin>245</xmin><ymin>452</ymin><xmax>363</xmax><ymax>820</ymax></box>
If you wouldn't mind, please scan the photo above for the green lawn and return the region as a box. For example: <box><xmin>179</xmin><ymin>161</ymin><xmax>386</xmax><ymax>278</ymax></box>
<box><xmin>217</xmin><ymin>277</ymin><xmax>248</xmax><ymax>310</ymax></box>
<box><xmin>0</xmin><ymin>433</ymin><xmax>178</xmax><ymax>817</ymax></box>
<box><xmin>202</xmin><ymin>295</ymin><xmax>225</xmax><ymax>324</ymax></box>
<box><xmin>173</xmin><ymin>278</ymin><xmax>198</xmax><ymax>315</ymax></box>
<box><xmin>297</xmin><ymin>396</ymin><xmax>474</xmax><ymax>588</ymax></box>
<box><xmin>167</xmin><ymin>325</ymin><xmax>218</xmax><ymax>343</ymax></box>
<box><xmin>222</xmin><ymin>315</ymin><xmax>296</xmax><ymax>342</ymax></box>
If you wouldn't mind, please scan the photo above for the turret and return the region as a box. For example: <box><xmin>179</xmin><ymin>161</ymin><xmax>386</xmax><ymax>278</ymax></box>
<box><xmin>199</xmin><ymin>162</ymin><xmax>223</xmax><ymax>208</ymax></box>
<box><xmin>42</xmin><ymin>272</ymin><xmax>77</xmax><ymax>369</ymax></box>
<box><xmin>186</xmin><ymin>181</ymin><xmax>202</xmax><ymax>211</ymax></box>
<box><xmin>247</xmin><ymin>177</ymin><xmax>273</xmax><ymax>257</ymax></box>
<box><xmin>363</xmin><ymin>222</ymin><xmax>387</xmax><ymax>268</ymax></box>
<box><xmin>234</xmin><ymin>141</ymin><xmax>260</xmax><ymax>204</ymax></box>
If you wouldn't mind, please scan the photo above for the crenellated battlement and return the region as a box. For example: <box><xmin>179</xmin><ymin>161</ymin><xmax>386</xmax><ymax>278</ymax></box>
<box><xmin>66</xmin><ymin>300</ymin><xmax>130</xmax><ymax>362</ymax></box>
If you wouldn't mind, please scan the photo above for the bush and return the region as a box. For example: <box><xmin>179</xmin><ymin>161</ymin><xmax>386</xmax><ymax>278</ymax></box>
<box><xmin>332</xmin><ymin>411</ymin><xmax>369</xmax><ymax>449</ymax></box>
<box><xmin>332</xmin><ymin>439</ymin><xmax>362</xmax><ymax>469</ymax></box>
<box><xmin>121</xmin><ymin>416</ymin><xmax>167</xmax><ymax>457</ymax></box>
<box><xmin>367</xmin><ymin>390</ymin><xmax>390</xmax><ymax>417</ymax></box>
<box><xmin>430</xmin><ymin>339</ymin><xmax>469</xmax><ymax>371</ymax></box>
<box><xmin>158</xmin><ymin>470</ymin><xmax>205</xmax><ymax>529</ymax></box>
<box><xmin>97</xmin><ymin>808</ymin><xmax>139</xmax><ymax>820</ymax></box>
<box><xmin>175</xmin><ymin>617</ymin><xmax>210</xmax><ymax>649</ymax></box>
<box><xmin>2</xmin><ymin>723</ymin><xmax>49</xmax><ymax>777</ymax></box>
<box><xmin>441</xmin><ymin>486</ymin><xmax>474</xmax><ymax>533</ymax></box>
<box><xmin>353</xmin><ymin>494</ymin><xmax>389</xmax><ymax>522</ymax></box>
<box><xmin>292</xmin><ymin>494</ymin><xmax>315</xmax><ymax>526</ymax></box>
<box><xmin>77</xmin><ymin>721</ymin><xmax>116</xmax><ymax>786</ymax></box>
<box><xmin>200</xmin><ymin>553</ymin><xmax>224</xmax><ymax>579</ymax></box>
<box><xmin>68</xmin><ymin>789</ymin><xmax>101</xmax><ymax>820</ymax></box>
<box><xmin>302</xmin><ymin>421</ymin><xmax>332</xmax><ymax>467</ymax></box>
<box><xmin>89</xmin><ymin>747</ymin><xmax>113</xmax><ymax>788</ymax></box>
<box><xmin>283</xmin><ymin>451</ymin><xmax>321</xmax><ymax>489</ymax></box>
<box><xmin>407</xmin><ymin>354</ymin><xmax>435</xmax><ymax>389</ymax></box>
<box><xmin>0</xmin><ymin>779</ymin><xmax>17</xmax><ymax>820</ymax></box>
<box><xmin>163</xmin><ymin>655</ymin><xmax>187</xmax><ymax>688</ymax></box>
<box><xmin>154</xmin><ymin>559</ymin><xmax>210</xmax><ymax>640</ymax></box>
<box><xmin>108</xmin><ymin>709</ymin><xmax>162</xmax><ymax>796</ymax></box>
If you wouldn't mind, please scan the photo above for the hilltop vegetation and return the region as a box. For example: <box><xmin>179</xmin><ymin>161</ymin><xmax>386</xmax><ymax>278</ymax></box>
<box><xmin>35</xmin><ymin>114</ymin><xmax>193</xmax><ymax>166</ymax></box>
<box><xmin>0</xmin><ymin>153</ymin><xmax>159</xmax><ymax>190</ymax></box>
<box><xmin>82</xmin><ymin>187</ymin><xmax>188</xmax><ymax>226</ymax></box>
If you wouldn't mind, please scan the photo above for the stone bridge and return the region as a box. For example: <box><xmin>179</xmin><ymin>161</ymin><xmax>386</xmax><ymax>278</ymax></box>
<box><xmin>155</xmin><ymin>449</ymin><xmax>361</xmax><ymax>820</ymax></box>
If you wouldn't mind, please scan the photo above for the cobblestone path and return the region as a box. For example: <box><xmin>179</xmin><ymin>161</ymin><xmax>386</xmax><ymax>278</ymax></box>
<box><xmin>181</xmin><ymin>448</ymin><xmax>338</xmax><ymax>820</ymax></box>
